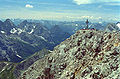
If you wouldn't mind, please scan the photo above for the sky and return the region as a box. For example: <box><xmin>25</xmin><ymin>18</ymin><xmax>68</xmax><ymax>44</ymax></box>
<box><xmin>0</xmin><ymin>0</ymin><xmax>120</xmax><ymax>21</ymax></box>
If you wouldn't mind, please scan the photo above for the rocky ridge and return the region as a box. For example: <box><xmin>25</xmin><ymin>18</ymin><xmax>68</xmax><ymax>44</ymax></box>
<box><xmin>20</xmin><ymin>30</ymin><xmax>120</xmax><ymax>79</ymax></box>
<box><xmin>105</xmin><ymin>23</ymin><xmax>120</xmax><ymax>32</ymax></box>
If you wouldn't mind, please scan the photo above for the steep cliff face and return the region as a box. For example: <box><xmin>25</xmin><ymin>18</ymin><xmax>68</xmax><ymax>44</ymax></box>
<box><xmin>20</xmin><ymin>30</ymin><xmax>120</xmax><ymax>79</ymax></box>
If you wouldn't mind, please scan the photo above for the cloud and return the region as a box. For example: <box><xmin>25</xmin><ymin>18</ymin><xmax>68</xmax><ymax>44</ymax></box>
<box><xmin>25</xmin><ymin>4</ymin><xmax>33</xmax><ymax>8</ymax></box>
<box><xmin>73</xmin><ymin>0</ymin><xmax>120</xmax><ymax>5</ymax></box>
<box><xmin>73</xmin><ymin>0</ymin><xmax>92</xmax><ymax>5</ymax></box>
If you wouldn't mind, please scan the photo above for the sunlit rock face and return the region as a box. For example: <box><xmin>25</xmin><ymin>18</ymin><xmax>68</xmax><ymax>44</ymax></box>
<box><xmin>19</xmin><ymin>30</ymin><xmax>120</xmax><ymax>79</ymax></box>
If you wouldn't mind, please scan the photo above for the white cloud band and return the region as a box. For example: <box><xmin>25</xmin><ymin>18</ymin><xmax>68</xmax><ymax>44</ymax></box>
<box><xmin>73</xmin><ymin>0</ymin><xmax>120</xmax><ymax>5</ymax></box>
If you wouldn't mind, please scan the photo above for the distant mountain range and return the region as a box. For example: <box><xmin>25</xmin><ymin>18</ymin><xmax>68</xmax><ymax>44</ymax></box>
<box><xmin>0</xmin><ymin>19</ymin><xmax>120</xmax><ymax>79</ymax></box>
<box><xmin>0</xmin><ymin>19</ymin><xmax>119</xmax><ymax>63</ymax></box>
<box><xmin>0</xmin><ymin>29</ymin><xmax>119</xmax><ymax>79</ymax></box>
<box><xmin>0</xmin><ymin>19</ymin><xmax>70</xmax><ymax>62</ymax></box>
<box><xmin>11</xmin><ymin>19</ymin><xmax>109</xmax><ymax>34</ymax></box>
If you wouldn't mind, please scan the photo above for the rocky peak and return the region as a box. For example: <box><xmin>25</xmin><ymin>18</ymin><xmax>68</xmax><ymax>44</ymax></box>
<box><xmin>20</xmin><ymin>30</ymin><xmax>120</xmax><ymax>79</ymax></box>
<box><xmin>4</xmin><ymin>19</ymin><xmax>14</xmax><ymax>26</ymax></box>
<box><xmin>19</xmin><ymin>20</ymin><xmax>28</xmax><ymax>28</ymax></box>
<box><xmin>5</xmin><ymin>19</ymin><xmax>11</xmax><ymax>22</ymax></box>
<box><xmin>105</xmin><ymin>23</ymin><xmax>120</xmax><ymax>32</ymax></box>
<box><xmin>22</xmin><ymin>20</ymin><xmax>28</xmax><ymax>24</ymax></box>
<box><xmin>0</xmin><ymin>19</ymin><xmax>16</xmax><ymax>34</ymax></box>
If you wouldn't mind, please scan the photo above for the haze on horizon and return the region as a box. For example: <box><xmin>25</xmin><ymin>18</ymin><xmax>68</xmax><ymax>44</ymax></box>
<box><xmin>0</xmin><ymin>0</ymin><xmax>120</xmax><ymax>22</ymax></box>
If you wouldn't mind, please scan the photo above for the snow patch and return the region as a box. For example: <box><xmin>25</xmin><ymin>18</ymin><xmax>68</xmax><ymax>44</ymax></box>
<box><xmin>28</xmin><ymin>29</ymin><xmax>34</xmax><ymax>34</ymax></box>
<box><xmin>75</xmin><ymin>24</ymin><xmax>78</xmax><ymax>27</ymax></box>
<box><xmin>116</xmin><ymin>23</ymin><xmax>120</xmax><ymax>29</ymax></box>
<box><xmin>39</xmin><ymin>36</ymin><xmax>47</xmax><ymax>41</ymax></box>
<box><xmin>0</xmin><ymin>68</ymin><xmax>5</xmax><ymax>73</ymax></box>
<box><xmin>24</xmin><ymin>25</ymin><xmax>27</xmax><ymax>28</ymax></box>
<box><xmin>16</xmin><ymin>54</ymin><xmax>22</xmax><ymax>58</ymax></box>
<box><xmin>33</xmin><ymin>25</ymin><xmax>36</xmax><ymax>28</ymax></box>
<box><xmin>10</xmin><ymin>28</ymin><xmax>17</xmax><ymax>34</ymax></box>
<box><xmin>99</xmin><ymin>22</ymin><xmax>102</xmax><ymax>24</ymax></box>
<box><xmin>49</xmin><ymin>50</ymin><xmax>53</xmax><ymax>53</ymax></box>
<box><xmin>17</xmin><ymin>28</ymin><xmax>23</xmax><ymax>35</ymax></box>
<box><xmin>1</xmin><ymin>31</ymin><xmax>5</xmax><ymax>34</ymax></box>
<box><xmin>89</xmin><ymin>24</ymin><xmax>93</xmax><ymax>28</ymax></box>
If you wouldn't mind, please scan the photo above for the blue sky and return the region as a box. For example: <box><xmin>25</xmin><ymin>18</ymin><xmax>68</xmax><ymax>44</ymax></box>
<box><xmin>0</xmin><ymin>0</ymin><xmax>120</xmax><ymax>21</ymax></box>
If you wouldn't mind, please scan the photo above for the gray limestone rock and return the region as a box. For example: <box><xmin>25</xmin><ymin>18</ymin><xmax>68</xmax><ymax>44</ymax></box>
<box><xmin>19</xmin><ymin>30</ymin><xmax>120</xmax><ymax>79</ymax></box>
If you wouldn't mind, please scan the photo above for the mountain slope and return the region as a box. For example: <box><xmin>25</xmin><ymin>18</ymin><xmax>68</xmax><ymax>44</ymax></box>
<box><xmin>0</xmin><ymin>61</ymin><xmax>17</xmax><ymax>79</ymax></box>
<box><xmin>105</xmin><ymin>23</ymin><xmax>120</xmax><ymax>32</ymax></box>
<box><xmin>0</xmin><ymin>19</ymin><xmax>16</xmax><ymax>34</ymax></box>
<box><xmin>20</xmin><ymin>30</ymin><xmax>120</xmax><ymax>79</ymax></box>
<box><xmin>0</xmin><ymin>19</ymin><xmax>70</xmax><ymax>62</ymax></box>
<box><xmin>0</xmin><ymin>49</ymin><xmax>51</xmax><ymax>79</ymax></box>
<box><xmin>0</xmin><ymin>33</ymin><xmax>39</xmax><ymax>62</ymax></box>
<box><xmin>50</xmin><ymin>25</ymin><xmax>70</xmax><ymax>44</ymax></box>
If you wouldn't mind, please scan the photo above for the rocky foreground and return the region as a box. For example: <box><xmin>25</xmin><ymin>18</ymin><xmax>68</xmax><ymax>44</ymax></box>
<box><xmin>20</xmin><ymin>30</ymin><xmax>120</xmax><ymax>79</ymax></box>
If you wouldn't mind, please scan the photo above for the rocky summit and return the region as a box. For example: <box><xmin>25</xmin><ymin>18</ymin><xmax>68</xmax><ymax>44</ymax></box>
<box><xmin>19</xmin><ymin>30</ymin><xmax>120</xmax><ymax>79</ymax></box>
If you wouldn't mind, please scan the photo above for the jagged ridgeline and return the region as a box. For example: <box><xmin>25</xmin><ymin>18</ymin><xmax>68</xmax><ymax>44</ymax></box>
<box><xmin>0</xmin><ymin>19</ymin><xmax>120</xmax><ymax>79</ymax></box>
<box><xmin>16</xmin><ymin>30</ymin><xmax>120</xmax><ymax>79</ymax></box>
<box><xmin>0</xmin><ymin>19</ymin><xmax>70</xmax><ymax>62</ymax></box>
